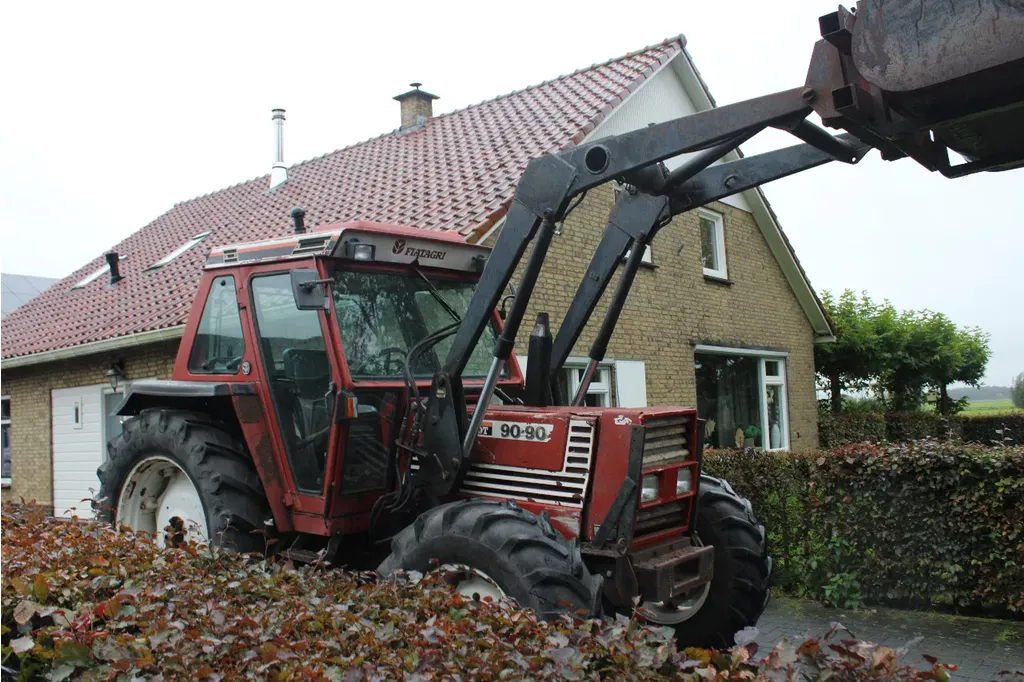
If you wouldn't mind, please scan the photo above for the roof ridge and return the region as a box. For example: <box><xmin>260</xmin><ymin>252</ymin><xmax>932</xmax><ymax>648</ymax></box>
<box><xmin>169</xmin><ymin>34</ymin><xmax>689</xmax><ymax>208</ymax></box>
<box><xmin>422</xmin><ymin>34</ymin><xmax>686</xmax><ymax>125</ymax></box>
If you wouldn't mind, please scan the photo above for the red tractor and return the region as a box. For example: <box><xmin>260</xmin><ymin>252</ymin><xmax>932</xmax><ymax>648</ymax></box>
<box><xmin>97</xmin><ymin>2</ymin><xmax>1023</xmax><ymax>647</ymax></box>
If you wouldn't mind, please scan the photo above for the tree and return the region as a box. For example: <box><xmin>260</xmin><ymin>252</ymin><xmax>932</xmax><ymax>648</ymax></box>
<box><xmin>1012</xmin><ymin>372</ymin><xmax>1024</xmax><ymax>409</ymax></box>
<box><xmin>814</xmin><ymin>290</ymin><xmax>895</xmax><ymax>413</ymax></box>
<box><xmin>876</xmin><ymin>311</ymin><xmax>990</xmax><ymax>415</ymax></box>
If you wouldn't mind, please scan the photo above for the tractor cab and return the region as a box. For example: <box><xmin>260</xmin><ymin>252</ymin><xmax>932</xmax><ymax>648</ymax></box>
<box><xmin>166</xmin><ymin>221</ymin><xmax>528</xmax><ymax>534</ymax></box>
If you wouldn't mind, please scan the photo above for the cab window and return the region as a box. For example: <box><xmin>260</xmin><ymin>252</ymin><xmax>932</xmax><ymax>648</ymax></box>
<box><xmin>188</xmin><ymin>276</ymin><xmax>245</xmax><ymax>374</ymax></box>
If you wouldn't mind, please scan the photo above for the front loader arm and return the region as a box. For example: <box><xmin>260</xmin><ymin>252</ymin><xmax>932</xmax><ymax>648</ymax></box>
<box><xmin>411</xmin><ymin>82</ymin><xmax>866</xmax><ymax>496</ymax></box>
<box><xmin>547</xmin><ymin>134</ymin><xmax>872</xmax><ymax>395</ymax></box>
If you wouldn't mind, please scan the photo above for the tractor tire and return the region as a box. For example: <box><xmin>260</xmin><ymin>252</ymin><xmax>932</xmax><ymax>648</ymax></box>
<box><xmin>642</xmin><ymin>475</ymin><xmax>772</xmax><ymax>648</ymax></box>
<box><xmin>96</xmin><ymin>408</ymin><xmax>269</xmax><ymax>553</ymax></box>
<box><xmin>378</xmin><ymin>498</ymin><xmax>602</xmax><ymax>620</ymax></box>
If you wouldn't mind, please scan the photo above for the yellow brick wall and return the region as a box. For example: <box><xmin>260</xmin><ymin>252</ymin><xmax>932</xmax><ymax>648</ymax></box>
<box><xmin>488</xmin><ymin>185</ymin><xmax>820</xmax><ymax>451</ymax></box>
<box><xmin>1</xmin><ymin>340</ymin><xmax>179</xmax><ymax>506</ymax></box>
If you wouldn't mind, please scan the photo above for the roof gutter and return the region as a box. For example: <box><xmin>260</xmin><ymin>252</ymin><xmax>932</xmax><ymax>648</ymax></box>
<box><xmin>1</xmin><ymin>325</ymin><xmax>186</xmax><ymax>370</ymax></box>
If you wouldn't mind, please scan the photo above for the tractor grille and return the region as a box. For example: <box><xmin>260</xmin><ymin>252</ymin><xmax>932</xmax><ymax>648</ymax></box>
<box><xmin>459</xmin><ymin>419</ymin><xmax>595</xmax><ymax>507</ymax></box>
<box><xmin>642</xmin><ymin>415</ymin><xmax>691</xmax><ymax>468</ymax></box>
<box><xmin>636</xmin><ymin>500</ymin><xmax>690</xmax><ymax>535</ymax></box>
<box><xmin>634</xmin><ymin>413</ymin><xmax>694</xmax><ymax>538</ymax></box>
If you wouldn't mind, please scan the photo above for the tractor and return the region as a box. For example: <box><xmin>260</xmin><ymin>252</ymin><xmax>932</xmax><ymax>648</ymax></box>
<box><xmin>96</xmin><ymin>1</ymin><xmax>1023</xmax><ymax>647</ymax></box>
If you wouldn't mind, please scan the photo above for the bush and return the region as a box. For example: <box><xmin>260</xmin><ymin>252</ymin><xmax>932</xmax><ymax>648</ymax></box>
<box><xmin>0</xmin><ymin>504</ymin><xmax>959</xmax><ymax>681</ymax></box>
<box><xmin>704</xmin><ymin>442</ymin><xmax>1024</xmax><ymax>616</ymax></box>
<box><xmin>818</xmin><ymin>412</ymin><xmax>886</xmax><ymax>447</ymax></box>
<box><xmin>883</xmin><ymin>412</ymin><xmax>961</xmax><ymax>443</ymax></box>
<box><xmin>962</xmin><ymin>414</ymin><xmax>1024</xmax><ymax>445</ymax></box>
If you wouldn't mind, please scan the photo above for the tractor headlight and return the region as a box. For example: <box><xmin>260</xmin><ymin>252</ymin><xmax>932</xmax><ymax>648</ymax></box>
<box><xmin>640</xmin><ymin>474</ymin><xmax>659</xmax><ymax>503</ymax></box>
<box><xmin>676</xmin><ymin>472</ymin><xmax>692</xmax><ymax>496</ymax></box>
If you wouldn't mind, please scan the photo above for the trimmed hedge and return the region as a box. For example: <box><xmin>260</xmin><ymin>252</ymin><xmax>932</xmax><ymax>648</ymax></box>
<box><xmin>704</xmin><ymin>441</ymin><xmax>1024</xmax><ymax>616</ymax></box>
<box><xmin>962</xmin><ymin>414</ymin><xmax>1024</xmax><ymax>445</ymax></box>
<box><xmin>819</xmin><ymin>411</ymin><xmax>1021</xmax><ymax>447</ymax></box>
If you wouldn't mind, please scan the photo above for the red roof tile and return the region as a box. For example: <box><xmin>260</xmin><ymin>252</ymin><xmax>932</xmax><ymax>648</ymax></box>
<box><xmin>1</xmin><ymin>38</ymin><xmax>682</xmax><ymax>360</ymax></box>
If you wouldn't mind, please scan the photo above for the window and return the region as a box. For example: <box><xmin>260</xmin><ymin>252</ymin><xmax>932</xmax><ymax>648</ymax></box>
<box><xmin>252</xmin><ymin>273</ymin><xmax>332</xmax><ymax>492</ymax></box>
<box><xmin>1</xmin><ymin>396</ymin><xmax>10</xmax><ymax>486</ymax></box>
<box><xmin>71</xmin><ymin>255</ymin><xmax>126</xmax><ymax>289</ymax></box>
<box><xmin>188</xmin><ymin>276</ymin><xmax>245</xmax><ymax>374</ymax></box>
<box><xmin>330</xmin><ymin>269</ymin><xmax>499</xmax><ymax>379</ymax></box>
<box><xmin>563</xmin><ymin>364</ymin><xmax>613</xmax><ymax>407</ymax></box>
<box><xmin>149</xmin><ymin>232</ymin><xmax>211</xmax><ymax>269</ymax></box>
<box><xmin>698</xmin><ymin>209</ymin><xmax>727</xmax><ymax>279</ymax></box>
<box><xmin>694</xmin><ymin>348</ymin><xmax>789</xmax><ymax>450</ymax></box>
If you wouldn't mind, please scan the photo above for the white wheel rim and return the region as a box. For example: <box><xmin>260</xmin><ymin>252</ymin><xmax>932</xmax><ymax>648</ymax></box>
<box><xmin>638</xmin><ymin>536</ymin><xmax>712</xmax><ymax>625</ymax></box>
<box><xmin>116</xmin><ymin>455</ymin><xmax>209</xmax><ymax>548</ymax></box>
<box><xmin>441</xmin><ymin>564</ymin><xmax>506</xmax><ymax>604</ymax></box>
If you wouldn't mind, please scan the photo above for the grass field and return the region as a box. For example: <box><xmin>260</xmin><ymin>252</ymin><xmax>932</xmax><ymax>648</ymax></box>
<box><xmin>962</xmin><ymin>399</ymin><xmax>1023</xmax><ymax>416</ymax></box>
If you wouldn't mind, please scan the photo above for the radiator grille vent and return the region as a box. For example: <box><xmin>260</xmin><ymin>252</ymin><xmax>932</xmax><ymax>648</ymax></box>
<box><xmin>642</xmin><ymin>415</ymin><xmax>690</xmax><ymax>468</ymax></box>
<box><xmin>459</xmin><ymin>419</ymin><xmax>595</xmax><ymax>507</ymax></box>
<box><xmin>222</xmin><ymin>248</ymin><xmax>238</xmax><ymax>263</ymax></box>
<box><xmin>636</xmin><ymin>500</ymin><xmax>689</xmax><ymax>535</ymax></box>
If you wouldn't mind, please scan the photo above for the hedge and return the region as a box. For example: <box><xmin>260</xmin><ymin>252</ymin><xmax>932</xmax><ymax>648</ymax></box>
<box><xmin>704</xmin><ymin>441</ymin><xmax>1024</xmax><ymax>616</ymax></box>
<box><xmin>0</xmin><ymin>504</ymin><xmax>959</xmax><ymax>681</ymax></box>
<box><xmin>818</xmin><ymin>412</ymin><xmax>1022</xmax><ymax>447</ymax></box>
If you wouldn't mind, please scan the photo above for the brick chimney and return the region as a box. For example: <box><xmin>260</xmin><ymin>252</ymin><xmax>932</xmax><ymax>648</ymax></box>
<box><xmin>393</xmin><ymin>83</ymin><xmax>438</xmax><ymax>131</ymax></box>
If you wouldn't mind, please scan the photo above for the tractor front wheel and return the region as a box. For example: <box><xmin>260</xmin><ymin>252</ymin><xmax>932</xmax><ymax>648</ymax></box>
<box><xmin>96</xmin><ymin>408</ymin><xmax>270</xmax><ymax>553</ymax></box>
<box><xmin>378</xmin><ymin>499</ymin><xmax>602</xmax><ymax>620</ymax></box>
<box><xmin>640</xmin><ymin>475</ymin><xmax>771</xmax><ymax>648</ymax></box>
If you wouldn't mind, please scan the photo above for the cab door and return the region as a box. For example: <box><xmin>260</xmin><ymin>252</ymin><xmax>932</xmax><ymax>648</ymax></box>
<box><xmin>248</xmin><ymin>268</ymin><xmax>341</xmax><ymax>519</ymax></box>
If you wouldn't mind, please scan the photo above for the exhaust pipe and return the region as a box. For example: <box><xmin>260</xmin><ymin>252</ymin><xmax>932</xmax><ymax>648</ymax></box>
<box><xmin>105</xmin><ymin>252</ymin><xmax>123</xmax><ymax>285</ymax></box>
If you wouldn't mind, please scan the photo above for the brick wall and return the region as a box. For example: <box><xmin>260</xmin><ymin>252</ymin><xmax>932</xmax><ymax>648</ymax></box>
<box><xmin>0</xmin><ymin>340</ymin><xmax>179</xmax><ymax>506</ymax></box>
<box><xmin>489</xmin><ymin>185</ymin><xmax>820</xmax><ymax>451</ymax></box>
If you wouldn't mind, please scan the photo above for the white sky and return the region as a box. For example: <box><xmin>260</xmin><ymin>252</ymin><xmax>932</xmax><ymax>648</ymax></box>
<box><xmin>1</xmin><ymin>0</ymin><xmax>1020</xmax><ymax>384</ymax></box>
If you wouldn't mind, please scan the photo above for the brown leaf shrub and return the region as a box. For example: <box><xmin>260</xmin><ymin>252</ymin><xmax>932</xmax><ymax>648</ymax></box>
<box><xmin>2</xmin><ymin>503</ymin><xmax>960</xmax><ymax>680</ymax></box>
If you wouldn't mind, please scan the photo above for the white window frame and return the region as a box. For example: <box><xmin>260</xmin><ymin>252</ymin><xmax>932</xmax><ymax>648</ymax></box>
<box><xmin>693</xmin><ymin>345</ymin><xmax>790</xmax><ymax>451</ymax></box>
<box><xmin>71</xmin><ymin>254</ymin><xmax>127</xmax><ymax>289</ymax></box>
<box><xmin>148</xmin><ymin>231</ymin><xmax>211</xmax><ymax>270</ymax></box>
<box><xmin>563</xmin><ymin>362</ymin><xmax>613</xmax><ymax>407</ymax></box>
<box><xmin>698</xmin><ymin>208</ymin><xmax>727</xmax><ymax>279</ymax></box>
<box><xmin>760</xmin><ymin>358</ymin><xmax>789</xmax><ymax>451</ymax></box>
<box><xmin>1</xmin><ymin>395</ymin><xmax>10</xmax><ymax>487</ymax></box>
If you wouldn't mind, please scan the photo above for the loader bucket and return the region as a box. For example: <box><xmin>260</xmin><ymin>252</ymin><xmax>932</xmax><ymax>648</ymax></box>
<box><xmin>810</xmin><ymin>1</ymin><xmax>1024</xmax><ymax>175</ymax></box>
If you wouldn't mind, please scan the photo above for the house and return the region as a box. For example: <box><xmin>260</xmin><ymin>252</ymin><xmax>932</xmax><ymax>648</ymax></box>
<box><xmin>0</xmin><ymin>36</ymin><xmax>834</xmax><ymax>515</ymax></box>
<box><xmin>2</xmin><ymin>273</ymin><xmax>57</xmax><ymax>319</ymax></box>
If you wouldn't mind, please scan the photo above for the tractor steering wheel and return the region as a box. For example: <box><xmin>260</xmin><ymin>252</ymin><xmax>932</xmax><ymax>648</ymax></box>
<box><xmin>376</xmin><ymin>347</ymin><xmax>407</xmax><ymax>376</ymax></box>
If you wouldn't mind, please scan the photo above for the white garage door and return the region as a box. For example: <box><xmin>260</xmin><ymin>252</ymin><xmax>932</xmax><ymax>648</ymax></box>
<box><xmin>52</xmin><ymin>385</ymin><xmax>127</xmax><ymax>518</ymax></box>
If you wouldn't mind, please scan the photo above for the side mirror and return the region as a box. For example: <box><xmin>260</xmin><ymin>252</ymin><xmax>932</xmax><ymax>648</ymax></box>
<box><xmin>290</xmin><ymin>269</ymin><xmax>330</xmax><ymax>310</ymax></box>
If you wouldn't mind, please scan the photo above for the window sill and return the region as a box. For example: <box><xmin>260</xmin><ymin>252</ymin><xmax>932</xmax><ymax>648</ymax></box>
<box><xmin>1</xmin><ymin>478</ymin><xmax>11</xmax><ymax>489</ymax></box>
<box><xmin>703</xmin><ymin>273</ymin><xmax>733</xmax><ymax>285</ymax></box>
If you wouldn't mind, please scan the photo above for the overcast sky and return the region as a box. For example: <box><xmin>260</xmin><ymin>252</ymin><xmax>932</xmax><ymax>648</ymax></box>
<box><xmin>1</xmin><ymin>0</ymin><xmax>1020</xmax><ymax>384</ymax></box>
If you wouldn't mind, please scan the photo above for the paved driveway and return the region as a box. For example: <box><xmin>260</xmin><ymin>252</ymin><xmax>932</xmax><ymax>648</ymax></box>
<box><xmin>755</xmin><ymin>597</ymin><xmax>1024</xmax><ymax>681</ymax></box>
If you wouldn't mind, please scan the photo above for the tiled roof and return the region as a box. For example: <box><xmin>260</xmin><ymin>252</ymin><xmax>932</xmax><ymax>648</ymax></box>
<box><xmin>1</xmin><ymin>38</ymin><xmax>683</xmax><ymax>360</ymax></box>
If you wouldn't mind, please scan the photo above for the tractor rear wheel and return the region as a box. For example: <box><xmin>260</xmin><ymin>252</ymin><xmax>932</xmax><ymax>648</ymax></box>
<box><xmin>378</xmin><ymin>498</ymin><xmax>602</xmax><ymax>620</ymax></box>
<box><xmin>96</xmin><ymin>408</ymin><xmax>269</xmax><ymax>553</ymax></box>
<box><xmin>640</xmin><ymin>475</ymin><xmax>771</xmax><ymax>648</ymax></box>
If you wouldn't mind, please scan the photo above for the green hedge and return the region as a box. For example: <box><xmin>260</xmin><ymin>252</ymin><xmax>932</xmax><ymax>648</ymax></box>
<box><xmin>703</xmin><ymin>441</ymin><xmax>1024</xmax><ymax>616</ymax></box>
<box><xmin>818</xmin><ymin>411</ymin><xmax>1024</xmax><ymax>447</ymax></box>
<box><xmin>962</xmin><ymin>414</ymin><xmax>1024</xmax><ymax>445</ymax></box>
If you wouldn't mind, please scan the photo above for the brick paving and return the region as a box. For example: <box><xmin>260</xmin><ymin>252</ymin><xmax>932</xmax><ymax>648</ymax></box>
<box><xmin>755</xmin><ymin>597</ymin><xmax>1024</xmax><ymax>681</ymax></box>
